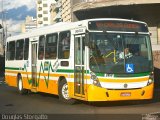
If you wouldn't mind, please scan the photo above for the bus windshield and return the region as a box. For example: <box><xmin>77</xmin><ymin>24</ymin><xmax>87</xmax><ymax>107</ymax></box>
<box><xmin>89</xmin><ymin>32</ymin><xmax>153</xmax><ymax>74</ymax></box>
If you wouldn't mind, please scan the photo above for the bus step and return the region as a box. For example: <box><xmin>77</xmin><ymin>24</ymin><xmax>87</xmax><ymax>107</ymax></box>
<box><xmin>31</xmin><ymin>88</ymin><xmax>37</xmax><ymax>93</ymax></box>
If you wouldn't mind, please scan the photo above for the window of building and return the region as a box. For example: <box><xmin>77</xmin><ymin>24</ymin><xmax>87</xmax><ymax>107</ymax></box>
<box><xmin>37</xmin><ymin>0</ymin><xmax>42</xmax><ymax>4</ymax></box>
<box><xmin>38</xmin><ymin>7</ymin><xmax>42</xmax><ymax>11</ymax></box>
<box><xmin>24</xmin><ymin>38</ymin><xmax>29</xmax><ymax>60</ymax></box>
<box><xmin>38</xmin><ymin>21</ymin><xmax>43</xmax><ymax>24</ymax></box>
<box><xmin>43</xmin><ymin>11</ymin><xmax>48</xmax><ymax>14</ymax></box>
<box><xmin>16</xmin><ymin>39</ymin><xmax>24</xmax><ymax>60</ymax></box>
<box><xmin>38</xmin><ymin>14</ymin><xmax>42</xmax><ymax>18</ymax></box>
<box><xmin>38</xmin><ymin>35</ymin><xmax>45</xmax><ymax>60</ymax></box>
<box><xmin>43</xmin><ymin>4</ymin><xmax>48</xmax><ymax>7</ymax></box>
<box><xmin>58</xmin><ymin>31</ymin><xmax>70</xmax><ymax>59</ymax></box>
<box><xmin>45</xmin><ymin>33</ymin><xmax>58</xmax><ymax>59</ymax></box>
<box><xmin>43</xmin><ymin>17</ymin><xmax>48</xmax><ymax>21</ymax></box>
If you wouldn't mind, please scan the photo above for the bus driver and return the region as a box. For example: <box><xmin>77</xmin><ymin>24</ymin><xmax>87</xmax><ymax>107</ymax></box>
<box><xmin>119</xmin><ymin>47</ymin><xmax>133</xmax><ymax>59</ymax></box>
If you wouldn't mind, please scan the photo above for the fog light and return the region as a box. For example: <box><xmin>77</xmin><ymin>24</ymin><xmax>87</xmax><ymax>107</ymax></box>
<box><xmin>93</xmin><ymin>80</ymin><xmax>98</xmax><ymax>84</ymax></box>
<box><xmin>147</xmin><ymin>79</ymin><xmax>153</xmax><ymax>86</ymax></box>
<box><xmin>147</xmin><ymin>72</ymin><xmax>154</xmax><ymax>86</ymax></box>
<box><xmin>90</xmin><ymin>72</ymin><xmax>101</xmax><ymax>87</ymax></box>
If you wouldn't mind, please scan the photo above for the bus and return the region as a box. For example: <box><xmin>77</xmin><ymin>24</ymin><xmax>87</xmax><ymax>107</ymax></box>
<box><xmin>5</xmin><ymin>18</ymin><xmax>154</xmax><ymax>104</ymax></box>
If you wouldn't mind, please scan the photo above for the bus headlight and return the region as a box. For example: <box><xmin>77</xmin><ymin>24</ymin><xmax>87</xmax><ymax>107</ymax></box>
<box><xmin>90</xmin><ymin>72</ymin><xmax>101</xmax><ymax>87</ymax></box>
<box><xmin>147</xmin><ymin>72</ymin><xmax>154</xmax><ymax>86</ymax></box>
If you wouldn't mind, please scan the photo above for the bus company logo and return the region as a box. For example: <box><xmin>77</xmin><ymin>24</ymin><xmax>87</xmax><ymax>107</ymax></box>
<box><xmin>124</xmin><ymin>83</ymin><xmax>128</xmax><ymax>88</ymax></box>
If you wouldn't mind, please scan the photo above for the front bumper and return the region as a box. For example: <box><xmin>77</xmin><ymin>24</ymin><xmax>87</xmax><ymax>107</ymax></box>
<box><xmin>87</xmin><ymin>83</ymin><xmax>154</xmax><ymax>101</ymax></box>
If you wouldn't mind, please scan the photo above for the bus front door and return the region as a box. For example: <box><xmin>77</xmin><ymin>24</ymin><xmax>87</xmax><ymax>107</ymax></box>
<box><xmin>74</xmin><ymin>35</ymin><xmax>86</xmax><ymax>98</ymax></box>
<box><xmin>31</xmin><ymin>42</ymin><xmax>37</xmax><ymax>90</ymax></box>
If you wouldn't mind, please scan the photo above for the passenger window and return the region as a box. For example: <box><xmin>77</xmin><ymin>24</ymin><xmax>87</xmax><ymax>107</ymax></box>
<box><xmin>58</xmin><ymin>31</ymin><xmax>70</xmax><ymax>59</ymax></box>
<box><xmin>24</xmin><ymin>38</ymin><xmax>29</xmax><ymax>60</ymax></box>
<box><xmin>8</xmin><ymin>41</ymin><xmax>15</xmax><ymax>60</ymax></box>
<box><xmin>16</xmin><ymin>39</ymin><xmax>24</xmax><ymax>60</ymax></box>
<box><xmin>45</xmin><ymin>33</ymin><xmax>58</xmax><ymax>59</ymax></box>
<box><xmin>38</xmin><ymin>35</ymin><xmax>45</xmax><ymax>60</ymax></box>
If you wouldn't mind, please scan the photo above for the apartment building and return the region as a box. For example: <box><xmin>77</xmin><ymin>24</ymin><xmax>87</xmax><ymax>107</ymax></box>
<box><xmin>50</xmin><ymin>0</ymin><xmax>72</xmax><ymax>22</ymax></box>
<box><xmin>21</xmin><ymin>16</ymin><xmax>37</xmax><ymax>33</ymax></box>
<box><xmin>61</xmin><ymin>0</ymin><xmax>72</xmax><ymax>22</ymax></box>
<box><xmin>51</xmin><ymin>0</ymin><xmax>62</xmax><ymax>23</ymax></box>
<box><xmin>36</xmin><ymin>0</ymin><xmax>56</xmax><ymax>27</ymax></box>
<box><xmin>50</xmin><ymin>3</ymin><xmax>57</xmax><ymax>24</ymax></box>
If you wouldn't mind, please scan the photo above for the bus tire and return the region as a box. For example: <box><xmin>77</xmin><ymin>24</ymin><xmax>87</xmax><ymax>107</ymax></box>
<box><xmin>58</xmin><ymin>80</ymin><xmax>76</xmax><ymax>104</ymax></box>
<box><xmin>17</xmin><ymin>76</ymin><xmax>28</xmax><ymax>95</ymax></box>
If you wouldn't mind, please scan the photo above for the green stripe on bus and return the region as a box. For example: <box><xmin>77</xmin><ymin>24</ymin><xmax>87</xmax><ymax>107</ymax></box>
<box><xmin>5</xmin><ymin>67</ymin><xmax>89</xmax><ymax>74</ymax></box>
<box><xmin>114</xmin><ymin>72</ymin><xmax>150</xmax><ymax>77</ymax></box>
<box><xmin>57</xmin><ymin>69</ymin><xmax>89</xmax><ymax>73</ymax></box>
<box><xmin>5</xmin><ymin>67</ymin><xmax>24</xmax><ymax>70</ymax></box>
<box><xmin>96</xmin><ymin>72</ymin><xmax>150</xmax><ymax>77</ymax></box>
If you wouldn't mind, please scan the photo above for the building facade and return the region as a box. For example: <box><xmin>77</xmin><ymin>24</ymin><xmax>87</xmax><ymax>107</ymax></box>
<box><xmin>50</xmin><ymin>3</ymin><xmax>57</xmax><ymax>24</ymax></box>
<box><xmin>72</xmin><ymin>0</ymin><xmax>160</xmax><ymax>45</ymax></box>
<box><xmin>50</xmin><ymin>0</ymin><xmax>72</xmax><ymax>23</ymax></box>
<box><xmin>51</xmin><ymin>0</ymin><xmax>62</xmax><ymax>23</ymax></box>
<box><xmin>61</xmin><ymin>0</ymin><xmax>72</xmax><ymax>22</ymax></box>
<box><xmin>36</xmin><ymin>0</ymin><xmax>56</xmax><ymax>27</ymax></box>
<box><xmin>21</xmin><ymin>16</ymin><xmax>37</xmax><ymax>33</ymax></box>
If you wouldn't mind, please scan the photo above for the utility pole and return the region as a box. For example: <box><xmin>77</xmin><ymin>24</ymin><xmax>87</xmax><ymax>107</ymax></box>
<box><xmin>1</xmin><ymin>0</ymin><xmax>5</xmax><ymax>56</ymax></box>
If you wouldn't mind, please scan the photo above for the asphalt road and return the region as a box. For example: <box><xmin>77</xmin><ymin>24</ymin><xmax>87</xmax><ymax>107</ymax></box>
<box><xmin>1</xmin><ymin>69</ymin><xmax>160</xmax><ymax>120</ymax></box>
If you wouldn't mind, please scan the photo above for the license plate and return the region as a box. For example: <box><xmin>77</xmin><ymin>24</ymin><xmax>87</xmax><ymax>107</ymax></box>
<box><xmin>120</xmin><ymin>92</ymin><xmax>131</xmax><ymax>97</ymax></box>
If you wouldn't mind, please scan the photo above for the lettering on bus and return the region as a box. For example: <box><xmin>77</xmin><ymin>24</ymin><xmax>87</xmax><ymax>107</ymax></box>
<box><xmin>96</xmin><ymin>22</ymin><xmax>139</xmax><ymax>29</ymax></box>
<box><xmin>104</xmin><ymin>74</ymin><xmax>114</xmax><ymax>78</ymax></box>
<box><xmin>88</xmin><ymin>21</ymin><xmax>148</xmax><ymax>32</ymax></box>
<box><xmin>75</xmin><ymin>28</ymin><xmax>85</xmax><ymax>34</ymax></box>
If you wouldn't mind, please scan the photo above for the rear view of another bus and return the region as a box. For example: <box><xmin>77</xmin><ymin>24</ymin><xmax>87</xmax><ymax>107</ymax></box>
<box><xmin>86</xmin><ymin>19</ymin><xmax>154</xmax><ymax>101</ymax></box>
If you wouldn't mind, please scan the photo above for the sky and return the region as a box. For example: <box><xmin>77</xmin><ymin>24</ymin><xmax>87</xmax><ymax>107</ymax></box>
<box><xmin>0</xmin><ymin>0</ymin><xmax>36</xmax><ymax>35</ymax></box>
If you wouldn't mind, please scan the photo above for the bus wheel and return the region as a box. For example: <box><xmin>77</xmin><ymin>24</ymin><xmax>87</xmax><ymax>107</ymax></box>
<box><xmin>17</xmin><ymin>76</ymin><xmax>28</xmax><ymax>95</ymax></box>
<box><xmin>59</xmin><ymin>80</ymin><xmax>76</xmax><ymax>104</ymax></box>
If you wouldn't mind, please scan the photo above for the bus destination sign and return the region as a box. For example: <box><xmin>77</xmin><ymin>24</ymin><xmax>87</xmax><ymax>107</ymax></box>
<box><xmin>88</xmin><ymin>21</ymin><xmax>148</xmax><ymax>32</ymax></box>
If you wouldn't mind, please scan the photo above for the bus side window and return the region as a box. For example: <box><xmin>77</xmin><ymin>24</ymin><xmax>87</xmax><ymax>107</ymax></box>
<box><xmin>38</xmin><ymin>35</ymin><xmax>45</xmax><ymax>60</ymax></box>
<box><xmin>58</xmin><ymin>31</ymin><xmax>70</xmax><ymax>59</ymax></box>
<box><xmin>8</xmin><ymin>41</ymin><xmax>15</xmax><ymax>60</ymax></box>
<box><xmin>24</xmin><ymin>38</ymin><xmax>29</xmax><ymax>60</ymax></box>
<box><xmin>45</xmin><ymin>33</ymin><xmax>58</xmax><ymax>59</ymax></box>
<box><xmin>16</xmin><ymin>39</ymin><xmax>24</xmax><ymax>60</ymax></box>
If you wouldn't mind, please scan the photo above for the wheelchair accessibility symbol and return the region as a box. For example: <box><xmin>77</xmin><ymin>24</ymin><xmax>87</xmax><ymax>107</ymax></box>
<box><xmin>126</xmin><ymin>64</ymin><xmax>134</xmax><ymax>73</ymax></box>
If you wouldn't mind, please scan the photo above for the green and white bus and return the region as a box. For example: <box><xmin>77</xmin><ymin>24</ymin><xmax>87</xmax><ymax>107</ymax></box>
<box><xmin>5</xmin><ymin>18</ymin><xmax>154</xmax><ymax>104</ymax></box>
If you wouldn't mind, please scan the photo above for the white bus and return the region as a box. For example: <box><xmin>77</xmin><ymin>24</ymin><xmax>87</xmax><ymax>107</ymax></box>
<box><xmin>5</xmin><ymin>18</ymin><xmax>154</xmax><ymax>104</ymax></box>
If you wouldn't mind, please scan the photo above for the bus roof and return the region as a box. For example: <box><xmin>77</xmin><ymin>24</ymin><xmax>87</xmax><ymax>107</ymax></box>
<box><xmin>6</xmin><ymin>18</ymin><xmax>147</xmax><ymax>41</ymax></box>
